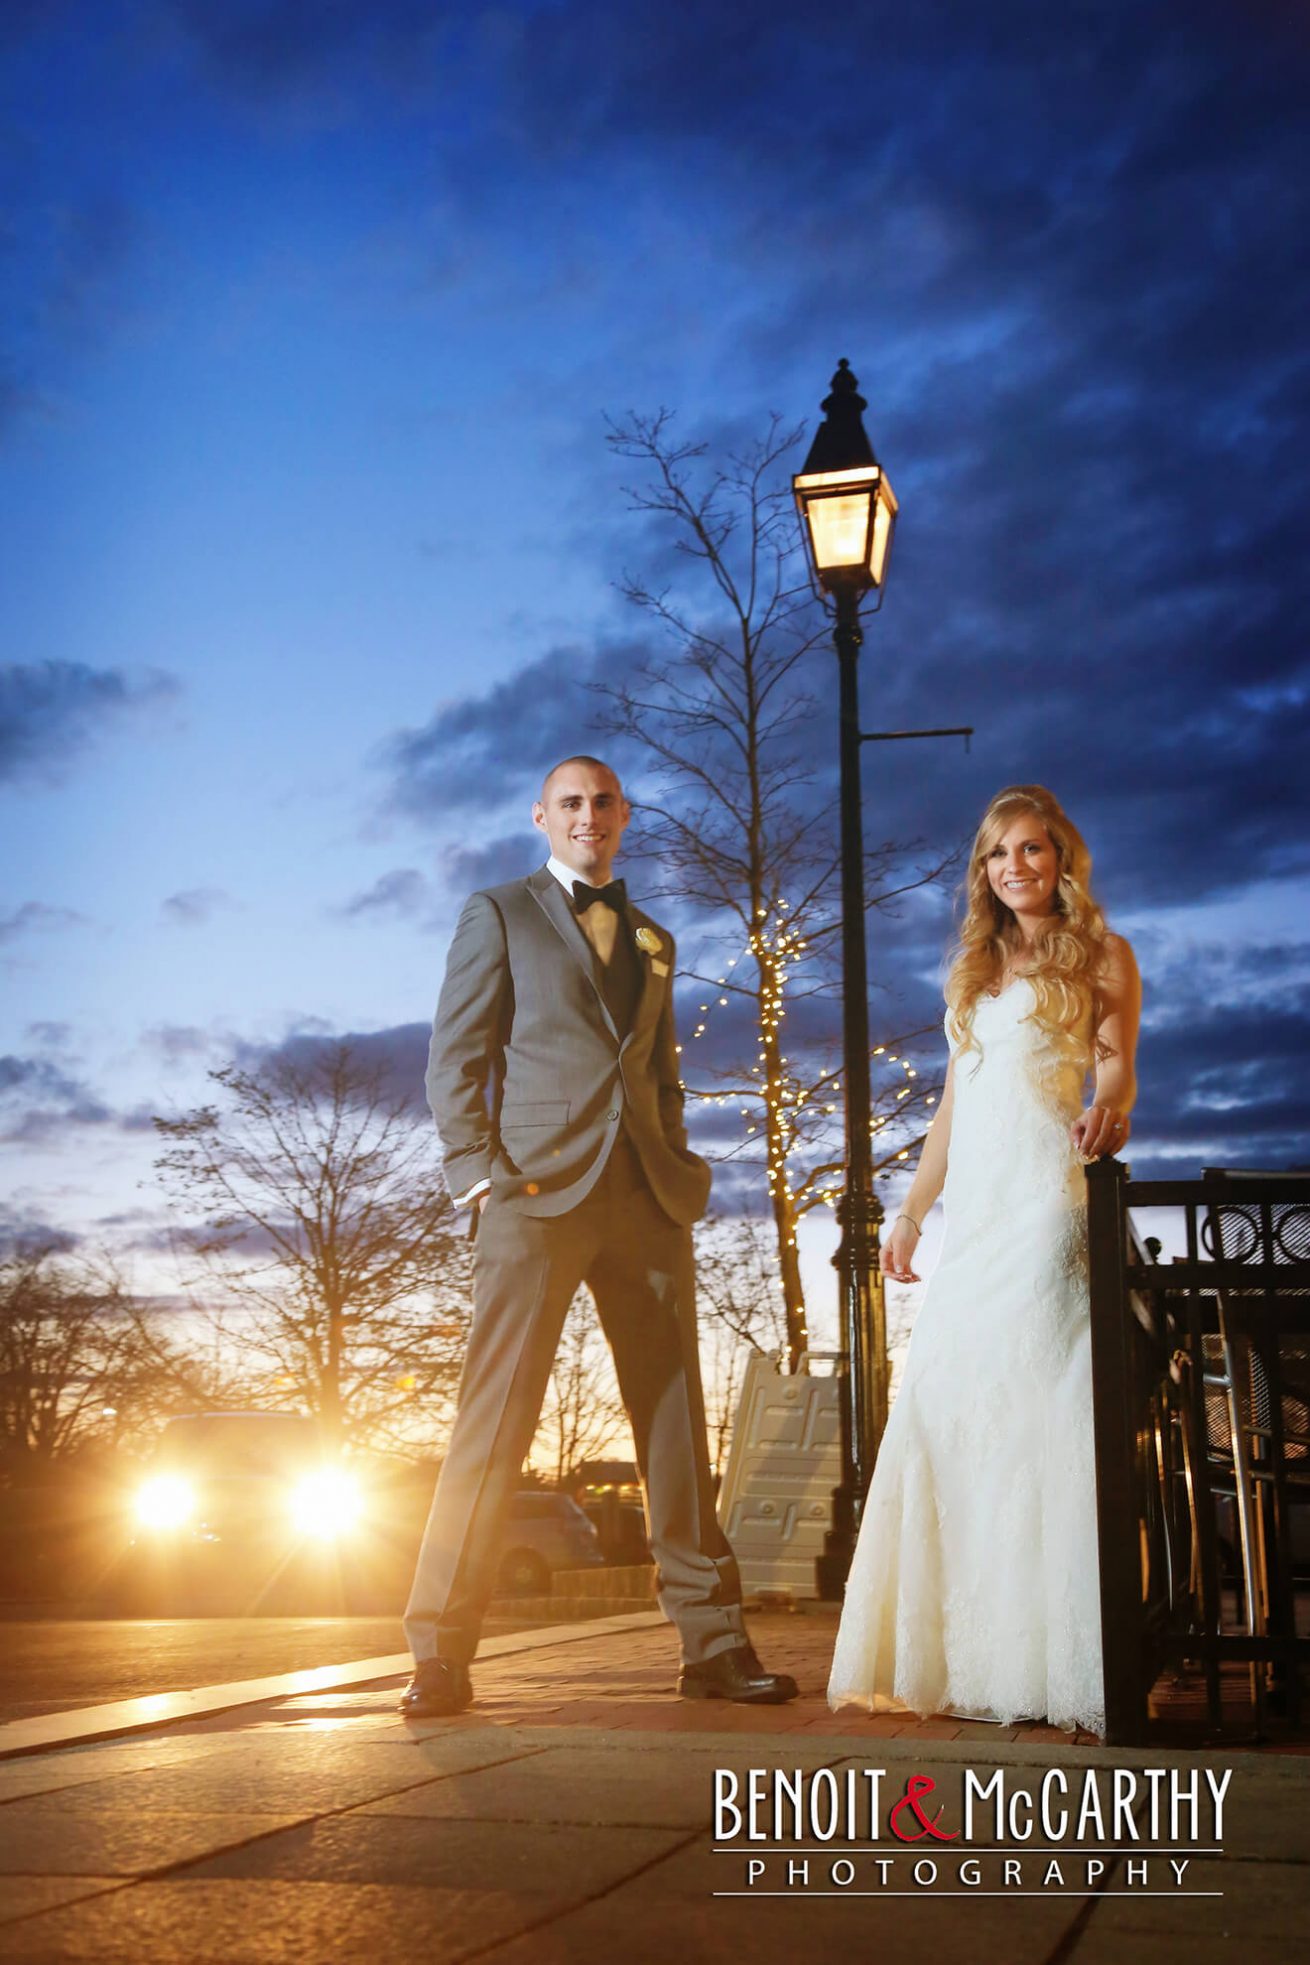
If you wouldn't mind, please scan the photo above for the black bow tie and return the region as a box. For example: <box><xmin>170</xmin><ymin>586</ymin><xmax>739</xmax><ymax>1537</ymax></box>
<box><xmin>573</xmin><ymin>878</ymin><xmax>627</xmax><ymax>913</ymax></box>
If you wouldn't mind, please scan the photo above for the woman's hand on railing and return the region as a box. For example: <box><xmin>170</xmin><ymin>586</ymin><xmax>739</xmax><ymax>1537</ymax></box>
<box><xmin>1071</xmin><ymin>1103</ymin><xmax>1131</xmax><ymax>1163</ymax></box>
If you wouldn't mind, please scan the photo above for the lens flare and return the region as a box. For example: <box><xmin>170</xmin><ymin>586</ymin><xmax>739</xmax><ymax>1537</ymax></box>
<box><xmin>134</xmin><ymin>1475</ymin><xmax>196</xmax><ymax>1529</ymax></box>
<box><xmin>289</xmin><ymin>1468</ymin><xmax>363</xmax><ymax>1537</ymax></box>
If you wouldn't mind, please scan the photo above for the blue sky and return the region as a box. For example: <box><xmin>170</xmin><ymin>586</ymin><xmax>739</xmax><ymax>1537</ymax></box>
<box><xmin>3</xmin><ymin>0</ymin><xmax>1308</xmax><ymax>1323</ymax></box>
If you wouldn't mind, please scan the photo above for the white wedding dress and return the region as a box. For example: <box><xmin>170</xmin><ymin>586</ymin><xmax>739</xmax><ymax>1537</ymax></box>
<box><xmin>827</xmin><ymin>978</ymin><xmax>1104</xmax><ymax>1735</ymax></box>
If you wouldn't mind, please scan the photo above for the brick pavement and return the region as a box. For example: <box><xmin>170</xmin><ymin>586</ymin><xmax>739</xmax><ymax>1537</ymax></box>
<box><xmin>380</xmin><ymin>1605</ymin><xmax>1264</xmax><ymax>1747</ymax></box>
<box><xmin>368</xmin><ymin>1608</ymin><xmax>1104</xmax><ymax>1744</ymax></box>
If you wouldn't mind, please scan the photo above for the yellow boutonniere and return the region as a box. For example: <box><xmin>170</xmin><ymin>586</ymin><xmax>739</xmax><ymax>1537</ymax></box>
<box><xmin>635</xmin><ymin>926</ymin><xmax>662</xmax><ymax>955</ymax></box>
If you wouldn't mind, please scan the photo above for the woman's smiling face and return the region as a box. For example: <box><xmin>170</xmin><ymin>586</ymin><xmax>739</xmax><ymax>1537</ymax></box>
<box><xmin>985</xmin><ymin>812</ymin><xmax>1060</xmax><ymax>924</ymax></box>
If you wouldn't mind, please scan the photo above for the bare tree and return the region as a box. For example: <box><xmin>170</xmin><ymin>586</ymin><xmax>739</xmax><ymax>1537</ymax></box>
<box><xmin>531</xmin><ymin>1294</ymin><xmax>628</xmax><ymax>1487</ymax></box>
<box><xmin>528</xmin><ymin>1226</ymin><xmax>791</xmax><ymax>1492</ymax></box>
<box><xmin>595</xmin><ymin>412</ymin><xmax>952</xmax><ymax>1366</ymax></box>
<box><xmin>693</xmin><ymin>1215</ymin><xmax>790</xmax><ymax>1478</ymax></box>
<box><xmin>0</xmin><ymin>1248</ymin><xmax>207</xmax><ymax>1469</ymax></box>
<box><xmin>153</xmin><ymin>1040</ymin><xmax>471</xmax><ymax>1451</ymax></box>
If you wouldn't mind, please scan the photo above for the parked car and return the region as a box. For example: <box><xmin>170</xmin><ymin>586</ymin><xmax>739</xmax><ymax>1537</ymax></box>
<box><xmin>580</xmin><ymin>1494</ymin><xmax>653</xmax><ymax>1567</ymax></box>
<box><xmin>122</xmin><ymin>1411</ymin><xmax>369</xmax><ymax>1612</ymax></box>
<box><xmin>496</xmin><ymin>1490</ymin><xmax>605</xmax><ymax>1595</ymax></box>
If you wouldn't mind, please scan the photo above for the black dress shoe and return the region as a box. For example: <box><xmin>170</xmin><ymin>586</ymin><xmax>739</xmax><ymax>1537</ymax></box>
<box><xmin>400</xmin><ymin>1657</ymin><xmax>472</xmax><ymax>1718</ymax></box>
<box><xmin>678</xmin><ymin>1643</ymin><xmax>798</xmax><ymax>1705</ymax></box>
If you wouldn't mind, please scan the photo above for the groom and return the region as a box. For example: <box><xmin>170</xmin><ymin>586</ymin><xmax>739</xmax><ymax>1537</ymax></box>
<box><xmin>401</xmin><ymin>755</ymin><xmax>796</xmax><ymax>1714</ymax></box>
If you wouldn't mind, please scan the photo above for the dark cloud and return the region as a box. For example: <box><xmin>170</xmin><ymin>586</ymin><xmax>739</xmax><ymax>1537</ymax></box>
<box><xmin>0</xmin><ymin>1055</ymin><xmax>98</xmax><ymax>1105</ymax></box>
<box><xmin>164</xmin><ymin>0</ymin><xmax>454</xmax><ymax>90</ymax></box>
<box><xmin>140</xmin><ymin>1023</ymin><xmax>222</xmax><ymax>1066</ymax></box>
<box><xmin>230</xmin><ymin>1021</ymin><xmax>433</xmax><ymax>1117</ymax></box>
<box><xmin>439</xmin><ymin>835</ymin><xmax>540</xmax><ymax>894</ymax></box>
<box><xmin>231</xmin><ymin>1007</ymin><xmax>768</xmax><ymax>1160</ymax></box>
<box><xmin>160</xmin><ymin>887</ymin><xmax>234</xmax><ymax>926</ymax></box>
<box><xmin>506</xmin><ymin>2</ymin><xmax>1307</xmax><ymax>202</ymax></box>
<box><xmin>25</xmin><ymin>1020</ymin><xmax>74</xmax><ymax>1048</ymax></box>
<box><xmin>1126</xmin><ymin>940</ymin><xmax>1310</xmax><ymax>1173</ymax></box>
<box><xmin>0</xmin><ymin>662</ymin><xmax>178</xmax><ymax>784</ymax></box>
<box><xmin>377</xmin><ymin>625</ymin><xmax>662</xmax><ymax>832</ymax></box>
<box><xmin>43</xmin><ymin>195</ymin><xmax>137</xmax><ymax>341</ymax></box>
<box><xmin>470</xmin><ymin>1</ymin><xmax>1310</xmax><ymax>921</ymax></box>
<box><xmin>338</xmin><ymin>868</ymin><xmax>431</xmax><ymax>919</ymax></box>
<box><xmin>0</xmin><ymin>1</ymin><xmax>63</xmax><ymax>44</ymax></box>
<box><xmin>86</xmin><ymin>1208</ymin><xmax>191</xmax><ymax>1258</ymax></box>
<box><xmin>0</xmin><ymin>1203</ymin><xmax>79</xmax><ymax>1259</ymax></box>
<box><xmin>377</xmin><ymin>643</ymin><xmax>630</xmax><ymax>820</ymax></box>
<box><xmin>0</xmin><ymin>901</ymin><xmax>87</xmax><ymax>946</ymax></box>
<box><xmin>0</xmin><ymin>1053</ymin><xmax>113</xmax><ymax>1141</ymax></box>
<box><xmin>0</xmin><ymin>1054</ymin><xmax>156</xmax><ymax>1145</ymax></box>
<box><xmin>118</xmin><ymin>1104</ymin><xmax>158</xmax><ymax>1135</ymax></box>
<box><xmin>0</xmin><ymin>174</ymin><xmax>140</xmax><ymax>442</ymax></box>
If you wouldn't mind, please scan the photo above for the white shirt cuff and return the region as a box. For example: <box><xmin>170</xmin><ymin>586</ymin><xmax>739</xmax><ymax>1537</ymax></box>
<box><xmin>452</xmin><ymin>1178</ymin><xmax>491</xmax><ymax>1209</ymax></box>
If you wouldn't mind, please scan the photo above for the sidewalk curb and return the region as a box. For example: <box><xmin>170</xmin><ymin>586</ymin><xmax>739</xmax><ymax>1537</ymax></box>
<box><xmin>0</xmin><ymin>1610</ymin><xmax>667</xmax><ymax>1762</ymax></box>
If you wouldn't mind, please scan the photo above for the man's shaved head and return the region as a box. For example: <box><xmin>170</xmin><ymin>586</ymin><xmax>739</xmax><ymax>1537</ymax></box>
<box><xmin>533</xmin><ymin>756</ymin><xmax>630</xmax><ymax>883</ymax></box>
<box><xmin>541</xmin><ymin>754</ymin><xmax>621</xmax><ymax>802</ymax></box>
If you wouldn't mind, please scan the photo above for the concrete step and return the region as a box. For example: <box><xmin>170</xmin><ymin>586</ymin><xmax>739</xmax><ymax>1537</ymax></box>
<box><xmin>549</xmin><ymin>1565</ymin><xmax>656</xmax><ymax>1601</ymax></box>
<box><xmin>488</xmin><ymin>1593</ymin><xmax>656</xmax><ymax>1621</ymax></box>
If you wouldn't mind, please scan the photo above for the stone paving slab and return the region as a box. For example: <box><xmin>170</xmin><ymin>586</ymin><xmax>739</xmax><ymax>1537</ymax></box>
<box><xmin>1067</xmin><ymin>1938</ymin><xmax>1293</xmax><ymax>1965</ymax></box>
<box><xmin>15</xmin><ymin>1740</ymin><xmax>528</xmax><ymax>1818</ymax></box>
<box><xmin>1086</xmin><ymin>1855</ymin><xmax>1306</xmax><ymax>1938</ymax></box>
<box><xmin>354</xmin><ymin>1741</ymin><xmax>838</xmax><ymax>1831</ymax></box>
<box><xmin>0</xmin><ymin>1805</ymin><xmax>305</xmax><ymax>1876</ymax></box>
<box><xmin>1207</xmin><ymin>1776</ymin><xmax>1310</xmax><ymax>1863</ymax></box>
<box><xmin>592</xmin><ymin>1780</ymin><xmax>1200</xmax><ymax>1897</ymax></box>
<box><xmin>0</xmin><ymin>1881</ymin><xmax>127</xmax><ymax>1929</ymax></box>
<box><xmin>176</xmin><ymin>1814</ymin><xmax>686</xmax><ymax>1892</ymax></box>
<box><xmin>0</xmin><ymin>1741</ymin><xmax>207</xmax><ymax>1804</ymax></box>
<box><xmin>476</xmin><ymin>1884</ymin><xmax>1089</xmax><ymax>1965</ymax></box>
<box><xmin>0</xmin><ymin>1878</ymin><xmax>607</xmax><ymax>1965</ymax></box>
<box><xmin>9</xmin><ymin>1759</ymin><xmax>416</xmax><ymax>1820</ymax></box>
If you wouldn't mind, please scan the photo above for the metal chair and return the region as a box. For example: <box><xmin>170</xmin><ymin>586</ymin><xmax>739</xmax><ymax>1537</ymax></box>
<box><xmin>1199</xmin><ymin>1171</ymin><xmax>1310</xmax><ymax>1722</ymax></box>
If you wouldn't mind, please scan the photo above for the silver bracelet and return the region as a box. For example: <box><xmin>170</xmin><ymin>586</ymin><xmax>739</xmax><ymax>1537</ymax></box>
<box><xmin>895</xmin><ymin>1211</ymin><xmax>922</xmax><ymax>1235</ymax></box>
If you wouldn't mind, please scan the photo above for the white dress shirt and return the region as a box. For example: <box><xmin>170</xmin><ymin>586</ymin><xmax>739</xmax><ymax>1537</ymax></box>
<box><xmin>546</xmin><ymin>854</ymin><xmax>585</xmax><ymax>896</ymax></box>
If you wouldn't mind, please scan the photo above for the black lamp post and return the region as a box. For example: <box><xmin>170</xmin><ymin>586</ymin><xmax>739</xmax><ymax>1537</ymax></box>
<box><xmin>793</xmin><ymin>358</ymin><xmax>898</xmax><ymax>1596</ymax></box>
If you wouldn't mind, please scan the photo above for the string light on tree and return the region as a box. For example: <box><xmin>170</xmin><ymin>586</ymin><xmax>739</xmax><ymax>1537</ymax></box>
<box><xmin>678</xmin><ymin>901</ymin><xmax>939</xmax><ymax>1236</ymax></box>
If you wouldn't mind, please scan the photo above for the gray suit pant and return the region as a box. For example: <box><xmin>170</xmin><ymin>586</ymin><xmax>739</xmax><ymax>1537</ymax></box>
<box><xmin>404</xmin><ymin>1141</ymin><xmax>746</xmax><ymax>1667</ymax></box>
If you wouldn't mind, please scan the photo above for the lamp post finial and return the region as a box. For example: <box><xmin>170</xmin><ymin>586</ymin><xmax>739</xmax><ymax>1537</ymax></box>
<box><xmin>803</xmin><ymin>357</ymin><xmax>876</xmax><ymax>475</ymax></box>
<box><xmin>826</xmin><ymin>357</ymin><xmax>865</xmax><ymax>408</ymax></box>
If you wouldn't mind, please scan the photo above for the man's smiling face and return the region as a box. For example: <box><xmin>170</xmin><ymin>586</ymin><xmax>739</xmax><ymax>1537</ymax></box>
<box><xmin>532</xmin><ymin>758</ymin><xmax>631</xmax><ymax>884</ymax></box>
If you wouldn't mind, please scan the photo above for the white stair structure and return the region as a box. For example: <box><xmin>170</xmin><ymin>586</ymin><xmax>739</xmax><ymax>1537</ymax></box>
<box><xmin>716</xmin><ymin>1350</ymin><xmax>842</xmax><ymax>1600</ymax></box>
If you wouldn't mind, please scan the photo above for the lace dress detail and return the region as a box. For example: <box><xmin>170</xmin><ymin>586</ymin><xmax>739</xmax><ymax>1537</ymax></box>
<box><xmin>827</xmin><ymin>979</ymin><xmax>1104</xmax><ymax>1736</ymax></box>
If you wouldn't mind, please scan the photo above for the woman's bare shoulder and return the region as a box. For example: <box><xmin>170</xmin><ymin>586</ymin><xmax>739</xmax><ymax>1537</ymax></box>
<box><xmin>1095</xmin><ymin>930</ymin><xmax>1140</xmax><ymax>989</ymax></box>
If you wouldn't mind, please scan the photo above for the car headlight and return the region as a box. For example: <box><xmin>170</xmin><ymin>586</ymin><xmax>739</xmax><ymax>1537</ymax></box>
<box><xmin>135</xmin><ymin>1475</ymin><xmax>196</xmax><ymax>1529</ymax></box>
<box><xmin>289</xmin><ymin>1468</ymin><xmax>364</xmax><ymax>1537</ymax></box>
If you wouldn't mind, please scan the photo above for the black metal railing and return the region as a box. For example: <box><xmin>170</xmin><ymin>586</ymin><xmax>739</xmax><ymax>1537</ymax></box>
<box><xmin>1087</xmin><ymin>1160</ymin><xmax>1310</xmax><ymax>1744</ymax></box>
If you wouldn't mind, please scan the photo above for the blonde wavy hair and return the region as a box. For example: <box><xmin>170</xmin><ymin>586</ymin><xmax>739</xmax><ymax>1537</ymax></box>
<box><xmin>945</xmin><ymin>784</ymin><xmax>1109</xmax><ymax>1058</ymax></box>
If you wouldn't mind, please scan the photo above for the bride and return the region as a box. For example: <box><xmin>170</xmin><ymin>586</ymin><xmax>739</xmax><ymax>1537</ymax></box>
<box><xmin>827</xmin><ymin>784</ymin><xmax>1140</xmax><ymax>1736</ymax></box>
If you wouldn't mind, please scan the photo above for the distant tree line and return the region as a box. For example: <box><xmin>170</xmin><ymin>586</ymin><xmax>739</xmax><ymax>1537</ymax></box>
<box><xmin>1</xmin><ymin>1042</ymin><xmax>799</xmax><ymax>1480</ymax></box>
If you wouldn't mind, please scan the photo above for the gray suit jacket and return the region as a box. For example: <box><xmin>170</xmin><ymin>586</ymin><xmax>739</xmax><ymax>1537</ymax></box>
<box><xmin>425</xmin><ymin>865</ymin><xmax>712</xmax><ymax>1226</ymax></box>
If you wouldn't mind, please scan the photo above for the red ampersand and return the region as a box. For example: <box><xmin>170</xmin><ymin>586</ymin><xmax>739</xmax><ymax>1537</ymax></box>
<box><xmin>888</xmin><ymin>1773</ymin><xmax>959</xmax><ymax>1842</ymax></box>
